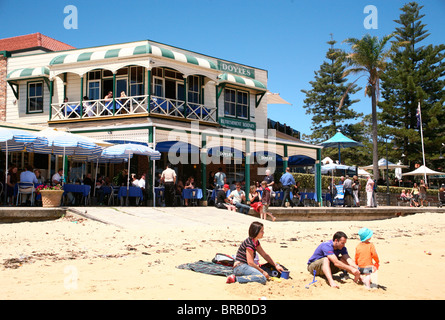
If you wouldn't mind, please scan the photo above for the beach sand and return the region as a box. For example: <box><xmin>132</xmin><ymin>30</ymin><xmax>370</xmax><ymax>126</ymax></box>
<box><xmin>0</xmin><ymin>210</ymin><xmax>444</xmax><ymax>300</ymax></box>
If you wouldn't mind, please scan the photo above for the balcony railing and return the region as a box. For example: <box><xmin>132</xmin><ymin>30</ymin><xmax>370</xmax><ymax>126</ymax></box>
<box><xmin>50</xmin><ymin>95</ymin><xmax>217</xmax><ymax>124</ymax></box>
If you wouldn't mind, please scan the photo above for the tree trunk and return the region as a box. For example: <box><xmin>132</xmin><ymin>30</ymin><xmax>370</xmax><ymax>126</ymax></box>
<box><xmin>371</xmin><ymin>84</ymin><xmax>379</xmax><ymax>181</ymax></box>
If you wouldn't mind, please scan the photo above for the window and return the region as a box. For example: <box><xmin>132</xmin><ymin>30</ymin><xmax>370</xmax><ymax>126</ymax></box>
<box><xmin>27</xmin><ymin>81</ymin><xmax>43</xmax><ymax>113</ymax></box>
<box><xmin>153</xmin><ymin>78</ymin><xmax>164</xmax><ymax>97</ymax></box>
<box><xmin>188</xmin><ymin>75</ymin><xmax>199</xmax><ymax>104</ymax></box>
<box><xmin>237</xmin><ymin>91</ymin><xmax>248</xmax><ymax>119</ymax></box>
<box><xmin>224</xmin><ymin>88</ymin><xmax>249</xmax><ymax>119</ymax></box>
<box><xmin>88</xmin><ymin>81</ymin><xmax>100</xmax><ymax>100</ymax></box>
<box><xmin>130</xmin><ymin>66</ymin><xmax>144</xmax><ymax>96</ymax></box>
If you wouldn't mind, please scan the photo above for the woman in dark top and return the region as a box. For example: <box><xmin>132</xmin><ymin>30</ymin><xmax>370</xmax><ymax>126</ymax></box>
<box><xmin>226</xmin><ymin>221</ymin><xmax>284</xmax><ymax>284</ymax></box>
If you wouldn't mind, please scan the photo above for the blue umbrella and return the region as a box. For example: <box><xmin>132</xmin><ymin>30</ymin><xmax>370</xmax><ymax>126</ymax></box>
<box><xmin>101</xmin><ymin>143</ymin><xmax>161</xmax><ymax>205</ymax></box>
<box><xmin>318</xmin><ymin>131</ymin><xmax>363</xmax><ymax>163</ymax></box>
<box><xmin>0</xmin><ymin>127</ymin><xmax>42</xmax><ymax>203</ymax></box>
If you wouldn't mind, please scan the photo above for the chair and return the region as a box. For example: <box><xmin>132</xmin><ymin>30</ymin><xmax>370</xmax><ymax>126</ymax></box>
<box><xmin>108</xmin><ymin>186</ymin><xmax>120</xmax><ymax>206</ymax></box>
<box><xmin>16</xmin><ymin>182</ymin><xmax>35</xmax><ymax>206</ymax></box>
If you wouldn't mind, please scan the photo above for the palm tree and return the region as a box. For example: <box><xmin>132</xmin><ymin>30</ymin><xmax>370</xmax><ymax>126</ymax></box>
<box><xmin>340</xmin><ymin>33</ymin><xmax>395</xmax><ymax>181</ymax></box>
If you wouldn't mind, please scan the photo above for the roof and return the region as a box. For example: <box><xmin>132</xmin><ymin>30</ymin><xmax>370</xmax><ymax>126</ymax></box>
<box><xmin>0</xmin><ymin>33</ymin><xmax>75</xmax><ymax>53</ymax></box>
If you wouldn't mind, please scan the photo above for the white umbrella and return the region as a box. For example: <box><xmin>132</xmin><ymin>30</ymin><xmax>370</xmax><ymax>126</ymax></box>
<box><xmin>361</xmin><ymin>158</ymin><xmax>408</xmax><ymax>170</ymax></box>
<box><xmin>101</xmin><ymin>143</ymin><xmax>161</xmax><ymax>205</ymax></box>
<box><xmin>402</xmin><ymin>165</ymin><xmax>445</xmax><ymax>184</ymax></box>
<box><xmin>27</xmin><ymin>128</ymin><xmax>103</xmax><ymax>184</ymax></box>
<box><xmin>0</xmin><ymin>127</ymin><xmax>42</xmax><ymax>203</ymax></box>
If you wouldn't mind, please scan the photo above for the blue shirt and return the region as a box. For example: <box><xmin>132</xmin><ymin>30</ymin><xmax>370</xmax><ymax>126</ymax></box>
<box><xmin>280</xmin><ymin>172</ymin><xmax>295</xmax><ymax>186</ymax></box>
<box><xmin>307</xmin><ymin>240</ymin><xmax>348</xmax><ymax>264</ymax></box>
<box><xmin>20</xmin><ymin>170</ymin><xmax>38</xmax><ymax>184</ymax></box>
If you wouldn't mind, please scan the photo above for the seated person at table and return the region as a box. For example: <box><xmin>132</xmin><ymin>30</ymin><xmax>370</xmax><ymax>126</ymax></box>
<box><xmin>215</xmin><ymin>184</ymin><xmax>236</xmax><ymax>212</ymax></box>
<box><xmin>83</xmin><ymin>173</ymin><xmax>94</xmax><ymax>194</ymax></box>
<box><xmin>131</xmin><ymin>173</ymin><xmax>139</xmax><ymax>187</ymax></box>
<box><xmin>19</xmin><ymin>165</ymin><xmax>38</xmax><ymax>204</ymax></box>
<box><xmin>52</xmin><ymin>168</ymin><xmax>74</xmax><ymax>205</ymax></box>
<box><xmin>228</xmin><ymin>182</ymin><xmax>251</xmax><ymax>214</ymax></box>
<box><xmin>184</xmin><ymin>176</ymin><xmax>195</xmax><ymax>206</ymax></box>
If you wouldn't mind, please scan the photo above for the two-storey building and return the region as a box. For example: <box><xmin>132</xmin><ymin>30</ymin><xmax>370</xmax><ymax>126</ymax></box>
<box><xmin>1</xmin><ymin>35</ymin><xmax>323</xmax><ymax>203</ymax></box>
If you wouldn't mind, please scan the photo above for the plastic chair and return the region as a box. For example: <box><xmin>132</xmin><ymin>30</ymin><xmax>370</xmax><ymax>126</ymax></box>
<box><xmin>16</xmin><ymin>182</ymin><xmax>35</xmax><ymax>206</ymax></box>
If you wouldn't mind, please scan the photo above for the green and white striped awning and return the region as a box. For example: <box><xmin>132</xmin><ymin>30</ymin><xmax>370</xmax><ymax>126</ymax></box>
<box><xmin>50</xmin><ymin>44</ymin><xmax>150</xmax><ymax>65</ymax></box>
<box><xmin>7</xmin><ymin>67</ymin><xmax>50</xmax><ymax>80</ymax></box>
<box><xmin>150</xmin><ymin>44</ymin><xmax>217</xmax><ymax>70</ymax></box>
<box><xmin>218</xmin><ymin>73</ymin><xmax>266</xmax><ymax>90</ymax></box>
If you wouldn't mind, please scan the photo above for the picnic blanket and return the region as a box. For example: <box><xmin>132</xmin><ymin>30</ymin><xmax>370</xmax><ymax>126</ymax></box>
<box><xmin>177</xmin><ymin>260</ymin><xmax>233</xmax><ymax>277</ymax></box>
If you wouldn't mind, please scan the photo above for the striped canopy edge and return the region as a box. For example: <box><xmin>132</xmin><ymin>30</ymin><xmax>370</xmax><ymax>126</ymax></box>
<box><xmin>49</xmin><ymin>44</ymin><xmax>150</xmax><ymax>65</ymax></box>
<box><xmin>218</xmin><ymin>73</ymin><xmax>266</xmax><ymax>90</ymax></box>
<box><xmin>150</xmin><ymin>44</ymin><xmax>217</xmax><ymax>70</ymax></box>
<box><xmin>6</xmin><ymin>67</ymin><xmax>50</xmax><ymax>80</ymax></box>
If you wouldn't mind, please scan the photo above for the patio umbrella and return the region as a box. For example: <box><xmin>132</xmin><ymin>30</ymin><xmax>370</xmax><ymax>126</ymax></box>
<box><xmin>318</xmin><ymin>130</ymin><xmax>363</xmax><ymax>163</ymax></box>
<box><xmin>101</xmin><ymin>143</ymin><xmax>161</xmax><ymax>205</ymax></box>
<box><xmin>402</xmin><ymin>165</ymin><xmax>445</xmax><ymax>184</ymax></box>
<box><xmin>0</xmin><ymin>127</ymin><xmax>42</xmax><ymax>203</ymax></box>
<box><xmin>360</xmin><ymin>158</ymin><xmax>408</xmax><ymax>170</ymax></box>
<box><xmin>28</xmin><ymin>128</ymin><xmax>103</xmax><ymax>184</ymax></box>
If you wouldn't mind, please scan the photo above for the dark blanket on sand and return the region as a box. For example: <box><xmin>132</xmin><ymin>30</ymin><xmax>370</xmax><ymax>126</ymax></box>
<box><xmin>177</xmin><ymin>260</ymin><xmax>233</xmax><ymax>277</ymax></box>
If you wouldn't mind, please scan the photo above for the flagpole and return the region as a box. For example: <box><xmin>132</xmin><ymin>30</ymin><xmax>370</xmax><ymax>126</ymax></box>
<box><xmin>418</xmin><ymin>101</ymin><xmax>427</xmax><ymax>184</ymax></box>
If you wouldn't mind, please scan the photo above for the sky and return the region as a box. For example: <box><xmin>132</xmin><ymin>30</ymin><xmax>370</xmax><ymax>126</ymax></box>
<box><xmin>1</xmin><ymin>0</ymin><xmax>444</xmax><ymax>139</ymax></box>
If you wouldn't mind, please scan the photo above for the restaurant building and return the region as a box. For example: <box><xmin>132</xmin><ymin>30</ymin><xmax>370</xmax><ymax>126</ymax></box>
<box><xmin>1</xmin><ymin>34</ymin><xmax>323</xmax><ymax>203</ymax></box>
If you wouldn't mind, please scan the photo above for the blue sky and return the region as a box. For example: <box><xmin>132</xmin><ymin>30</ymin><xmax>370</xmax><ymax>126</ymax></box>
<box><xmin>1</xmin><ymin>0</ymin><xmax>444</xmax><ymax>138</ymax></box>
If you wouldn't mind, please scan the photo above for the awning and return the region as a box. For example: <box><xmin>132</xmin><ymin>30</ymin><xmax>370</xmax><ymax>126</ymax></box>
<box><xmin>49</xmin><ymin>44</ymin><xmax>150</xmax><ymax>65</ymax></box>
<box><xmin>218</xmin><ymin>73</ymin><xmax>266</xmax><ymax>91</ymax></box>
<box><xmin>266</xmin><ymin>91</ymin><xmax>291</xmax><ymax>105</ymax></box>
<box><xmin>6</xmin><ymin>67</ymin><xmax>50</xmax><ymax>80</ymax></box>
<box><xmin>150</xmin><ymin>44</ymin><xmax>217</xmax><ymax>70</ymax></box>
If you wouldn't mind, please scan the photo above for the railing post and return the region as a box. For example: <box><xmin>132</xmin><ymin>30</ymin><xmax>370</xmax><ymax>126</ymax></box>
<box><xmin>80</xmin><ymin>76</ymin><xmax>84</xmax><ymax>118</ymax></box>
<box><xmin>49</xmin><ymin>80</ymin><xmax>53</xmax><ymax>121</ymax></box>
<box><xmin>112</xmin><ymin>72</ymin><xmax>116</xmax><ymax>115</ymax></box>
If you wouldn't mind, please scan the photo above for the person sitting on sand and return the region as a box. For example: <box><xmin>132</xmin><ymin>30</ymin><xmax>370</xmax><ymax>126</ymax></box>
<box><xmin>307</xmin><ymin>231</ymin><xmax>360</xmax><ymax>288</ymax></box>
<box><xmin>355</xmin><ymin>227</ymin><xmax>380</xmax><ymax>289</ymax></box>
<box><xmin>226</xmin><ymin>221</ymin><xmax>284</xmax><ymax>284</ymax></box>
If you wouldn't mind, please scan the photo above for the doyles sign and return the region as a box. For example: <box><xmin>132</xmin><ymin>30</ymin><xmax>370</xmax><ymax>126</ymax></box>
<box><xmin>218</xmin><ymin>60</ymin><xmax>255</xmax><ymax>79</ymax></box>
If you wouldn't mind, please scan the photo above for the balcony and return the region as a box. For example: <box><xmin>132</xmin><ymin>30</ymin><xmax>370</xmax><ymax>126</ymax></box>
<box><xmin>50</xmin><ymin>95</ymin><xmax>217</xmax><ymax>124</ymax></box>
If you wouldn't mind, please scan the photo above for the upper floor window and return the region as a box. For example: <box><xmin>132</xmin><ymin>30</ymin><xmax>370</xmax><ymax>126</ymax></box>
<box><xmin>27</xmin><ymin>81</ymin><xmax>43</xmax><ymax>113</ymax></box>
<box><xmin>224</xmin><ymin>88</ymin><xmax>249</xmax><ymax>120</ymax></box>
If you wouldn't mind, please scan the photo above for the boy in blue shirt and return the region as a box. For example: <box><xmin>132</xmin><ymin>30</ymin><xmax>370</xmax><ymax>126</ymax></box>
<box><xmin>307</xmin><ymin>231</ymin><xmax>360</xmax><ymax>288</ymax></box>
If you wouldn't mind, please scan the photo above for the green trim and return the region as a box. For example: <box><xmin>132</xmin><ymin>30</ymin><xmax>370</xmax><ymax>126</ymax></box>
<box><xmin>26</xmin><ymin>80</ymin><xmax>44</xmax><ymax>114</ymax></box>
<box><xmin>49</xmin><ymin>80</ymin><xmax>54</xmax><ymax>120</ymax></box>
<box><xmin>7</xmin><ymin>81</ymin><xmax>19</xmax><ymax>99</ymax></box>
<box><xmin>78</xmin><ymin>52</ymin><xmax>93</xmax><ymax>62</ymax></box>
<box><xmin>255</xmin><ymin>92</ymin><xmax>265</xmax><ymax>108</ymax></box>
<box><xmin>105</xmin><ymin>48</ymin><xmax>120</xmax><ymax>58</ymax></box>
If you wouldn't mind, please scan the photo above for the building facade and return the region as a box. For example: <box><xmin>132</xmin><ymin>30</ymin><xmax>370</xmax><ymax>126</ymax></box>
<box><xmin>1</xmin><ymin>36</ymin><xmax>323</xmax><ymax>203</ymax></box>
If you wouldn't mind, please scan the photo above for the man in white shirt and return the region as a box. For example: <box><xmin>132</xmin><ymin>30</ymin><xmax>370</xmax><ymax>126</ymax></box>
<box><xmin>228</xmin><ymin>182</ymin><xmax>251</xmax><ymax>214</ymax></box>
<box><xmin>52</xmin><ymin>168</ymin><xmax>64</xmax><ymax>185</ymax></box>
<box><xmin>161</xmin><ymin>163</ymin><xmax>176</xmax><ymax>207</ymax></box>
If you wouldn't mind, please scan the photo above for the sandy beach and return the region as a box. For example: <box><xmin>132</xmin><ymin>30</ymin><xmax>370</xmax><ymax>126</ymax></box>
<box><xmin>0</xmin><ymin>208</ymin><xmax>444</xmax><ymax>300</ymax></box>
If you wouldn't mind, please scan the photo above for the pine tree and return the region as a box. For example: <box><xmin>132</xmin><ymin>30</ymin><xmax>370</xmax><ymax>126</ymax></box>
<box><xmin>301</xmin><ymin>37</ymin><xmax>363</xmax><ymax>163</ymax></box>
<box><xmin>379</xmin><ymin>2</ymin><xmax>445</xmax><ymax>172</ymax></box>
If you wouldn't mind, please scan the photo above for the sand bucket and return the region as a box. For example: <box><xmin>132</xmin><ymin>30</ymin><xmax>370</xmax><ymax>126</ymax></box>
<box><xmin>281</xmin><ymin>270</ymin><xmax>290</xmax><ymax>279</ymax></box>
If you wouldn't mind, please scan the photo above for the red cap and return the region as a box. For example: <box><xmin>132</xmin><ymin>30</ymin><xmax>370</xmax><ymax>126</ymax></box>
<box><xmin>223</xmin><ymin>184</ymin><xmax>230</xmax><ymax>189</ymax></box>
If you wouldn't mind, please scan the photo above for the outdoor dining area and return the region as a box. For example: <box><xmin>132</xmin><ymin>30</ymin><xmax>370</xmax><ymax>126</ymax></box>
<box><xmin>0</xmin><ymin>126</ymin><xmax>161</xmax><ymax>208</ymax></box>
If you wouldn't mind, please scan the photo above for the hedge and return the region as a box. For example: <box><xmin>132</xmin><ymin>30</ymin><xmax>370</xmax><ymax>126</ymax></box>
<box><xmin>287</xmin><ymin>173</ymin><xmax>439</xmax><ymax>195</ymax></box>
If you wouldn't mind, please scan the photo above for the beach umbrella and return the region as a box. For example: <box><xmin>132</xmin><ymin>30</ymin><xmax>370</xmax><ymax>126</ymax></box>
<box><xmin>318</xmin><ymin>130</ymin><xmax>363</xmax><ymax>163</ymax></box>
<box><xmin>402</xmin><ymin>165</ymin><xmax>445</xmax><ymax>184</ymax></box>
<box><xmin>101</xmin><ymin>143</ymin><xmax>161</xmax><ymax>205</ymax></box>
<box><xmin>27</xmin><ymin>128</ymin><xmax>103</xmax><ymax>184</ymax></box>
<box><xmin>0</xmin><ymin>127</ymin><xmax>42</xmax><ymax>203</ymax></box>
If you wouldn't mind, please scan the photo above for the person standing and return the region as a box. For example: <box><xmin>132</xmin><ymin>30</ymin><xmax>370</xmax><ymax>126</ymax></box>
<box><xmin>263</xmin><ymin>169</ymin><xmax>274</xmax><ymax>189</ymax></box>
<box><xmin>352</xmin><ymin>175</ymin><xmax>361</xmax><ymax>207</ymax></box>
<box><xmin>418</xmin><ymin>179</ymin><xmax>428</xmax><ymax>207</ymax></box>
<box><xmin>365</xmin><ymin>176</ymin><xmax>374</xmax><ymax>208</ymax></box>
<box><xmin>161</xmin><ymin>163</ymin><xmax>176</xmax><ymax>207</ymax></box>
<box><xmin>279</xmin><ymin>167</ymin><xmax>295</xmax><ymax>208</ymax></box>
<box><xmin>343</xmin><ymin>176</ymin><xmax>353</xmax><ymax>207</ymax></box>
<box><xmin>214</xmin><ymin>167</ymin><xmax>226</xmax><ymax>189</ymax></box>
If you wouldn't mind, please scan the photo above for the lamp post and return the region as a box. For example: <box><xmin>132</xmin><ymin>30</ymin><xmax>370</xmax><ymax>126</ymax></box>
<box><xmin>385</xmin><ymin>136</ymin><xmax>390</xmax><ymax>206</ymax></box>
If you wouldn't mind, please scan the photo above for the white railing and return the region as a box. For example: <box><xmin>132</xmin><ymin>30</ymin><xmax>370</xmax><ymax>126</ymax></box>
<box><xmin>51</xmin><ymin>94</ymin><xmax>216</xmax><ymax>123</ymax></box>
